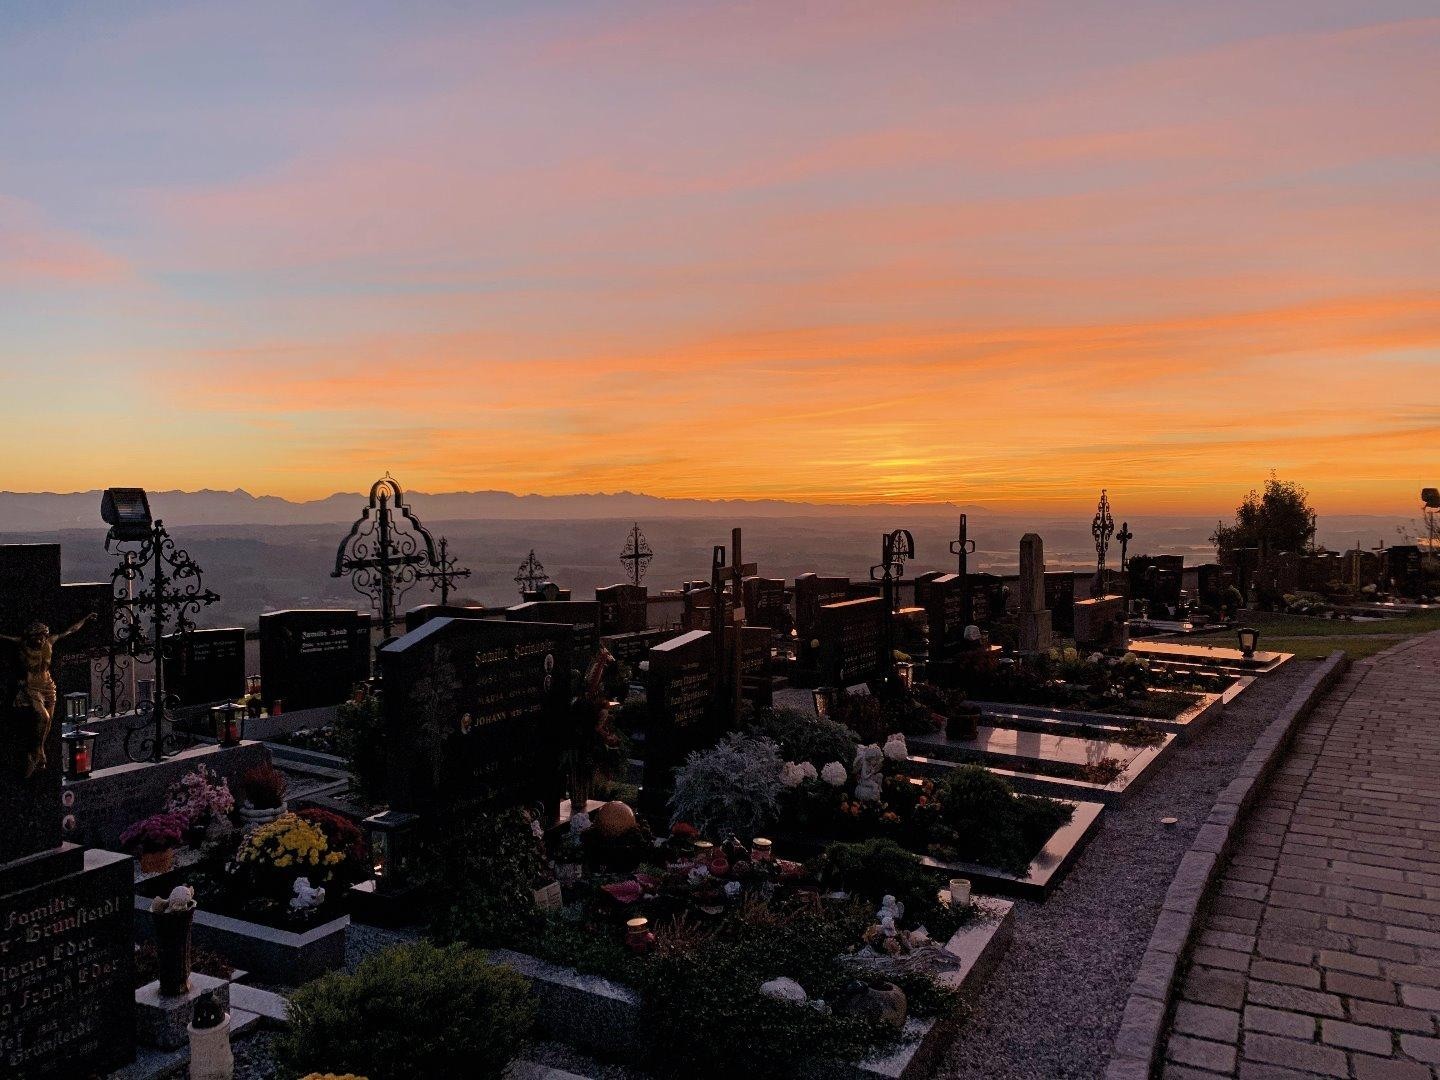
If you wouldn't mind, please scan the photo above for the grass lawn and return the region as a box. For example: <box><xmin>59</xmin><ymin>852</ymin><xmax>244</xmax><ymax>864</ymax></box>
<box><xmin>1186</xmin><ymin>610</ymin><xmax>1440</xmax><ymax>661</ymax></box>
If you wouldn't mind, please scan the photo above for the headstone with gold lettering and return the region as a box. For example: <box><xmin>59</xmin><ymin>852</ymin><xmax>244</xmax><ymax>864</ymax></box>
<box><xmin>640</xmin><ymin>630</ymin><xmax>716</xmax><ymax>817</ymax></box>
<box><xmin>0</xmin><ymin>543</ymin><xmax>134</xmax><ymax>1078</ymax></box>
<box><xmin>259</xmin><ymin>609</ymin><xmax>372</xmax><ymax>712</ymax></box>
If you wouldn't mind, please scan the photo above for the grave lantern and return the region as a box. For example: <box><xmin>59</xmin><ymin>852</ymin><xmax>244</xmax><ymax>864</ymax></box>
<box><xmin>364</xmin><ymin>810</ymin><xmax>420</xmax><ymax>894</ymax></box>
<box><xmin>137</xmin><ymin>678</ymin><xmax>155</xmax><ymax>710</ymax></box>
<box><xmin>1236</xmin><ymin>627</ymin><xmax>1260</xmax><ymax>658</ymax></box>
<box><xmin>895</xmin><ymin>661</ymin><xmax>914</xmax><ymax>691</ymax></box>
<box><xmin>211</xmin><ymin>702</ymin><xmax>245</xmax><ymax>747</ymax></box>
<box><xmin>245</xmin><ymin>674</ymin><xmax>262</xmax><ymax>697</ymax></box>
<box><xmin>62</xmin><ymin>728</ymin><xmax>98</xmax><ymax>780</ymax></box>
<box><xmin>64</xmin><ymin>690</ymin><xmax>91</xmax><ymax>723</ymax></box>
<box><xmin>812</xmin><ymin>686</ymin><xmax>837</xmax><ymax>720</ymax></box>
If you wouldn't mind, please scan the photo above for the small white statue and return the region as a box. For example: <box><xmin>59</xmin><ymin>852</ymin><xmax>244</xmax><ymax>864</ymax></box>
<box><xmin>569</xmin><ymin>810</ymin><xmax>592</xmax><ymax>837</ymax></box>
<box><xmin>853</xmin><ymin>744</ymin><xmax>884</xmax><ymax>802</ymax></box>
<box><xmin>877</xmin><ymin>894</ymin><xmax>905</xmax><ymax>926</ymax></box>
<box><xmin>882</xmin><ymin>733</ymin><xmax>908</xmax><ymax>762</ymax></box>
<box><xmin>151</xmin><ymin>884</ymin><xmax>196</xmax><ymax>914</ymax></box>
<box><xmin>290</xmin><ymin>877</ymin><xmax>326</xmax><ymax>911</ymax></box>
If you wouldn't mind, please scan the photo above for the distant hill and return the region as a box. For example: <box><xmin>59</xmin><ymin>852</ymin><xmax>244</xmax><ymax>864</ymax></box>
<box><xmin>0</xmin><ymin>488</ymin><xmax>970</xmax><ymax>531</ymax></box>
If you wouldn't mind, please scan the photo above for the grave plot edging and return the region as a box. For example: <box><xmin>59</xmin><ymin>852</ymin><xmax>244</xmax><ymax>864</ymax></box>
<box><xmin>1102</xmin><ymin>650</ymin><xmax>1349</xmax><ymax>1080</ymax></box>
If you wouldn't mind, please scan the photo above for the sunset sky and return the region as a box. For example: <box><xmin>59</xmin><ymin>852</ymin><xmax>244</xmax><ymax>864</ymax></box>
<box><xmin>2</xmin><ymin>1</ymin><xmax>1437</xmax><ymax>515</ymax></box>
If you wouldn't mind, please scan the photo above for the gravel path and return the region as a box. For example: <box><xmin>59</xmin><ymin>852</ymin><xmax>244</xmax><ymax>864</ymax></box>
<box><xmin>935</xmin><ymin>661</ymin><xmax>1313</xmax><ymax>1080</ymax></box>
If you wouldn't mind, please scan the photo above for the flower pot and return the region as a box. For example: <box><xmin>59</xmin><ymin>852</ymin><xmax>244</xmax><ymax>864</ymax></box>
<box><xmin>139</xmin><ymin>848</ymin><xmax>176</xmax><ymax>875</ymax></box>
<box><xmin>187</xmin><ymin>1012</ymin><xmax>233</xmax><ymax>1080</ymax></box>
<box><xmin>154</xmin><ymin>905</ymin><xmax>196</xmax><ymax>996</ymax></box>
<box><xmin>239</xmin><ymin>801</ymin><xmax>286</xmax><ymax>826</ymax></box>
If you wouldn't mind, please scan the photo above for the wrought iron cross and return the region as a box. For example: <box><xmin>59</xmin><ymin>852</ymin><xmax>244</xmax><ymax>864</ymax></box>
<box><xmin>332</xmin><ymin>475</ymin><xmax>441</xmax><ymax>638</ymax></box>
<box><xmin>950</xmin><ymin>513</ymin><xmax>976</xmax><ymax>577</ymax></box>
<box><xmin>1091</xmin><ymin>490</ymin><xmax>1115</xmax><ymax>597</ymax></box>
<box><xmin>109</xmin><ymin>521</ymin><xmax>220</xmax><ymax>762</ymax></box>
<box><xmin>416</xmin><ymin>536</ymin><xmax>472</xmax><ymax>606</ymax></box>
<box><xmin>620</xmin><ymin>522</ymin><xmax>654</xmax><ymax>586</ymax></box>
<box><xmin>514</xmin><ymin>549</ymin><xmax>548</xmax><ymax>598</ymax></box>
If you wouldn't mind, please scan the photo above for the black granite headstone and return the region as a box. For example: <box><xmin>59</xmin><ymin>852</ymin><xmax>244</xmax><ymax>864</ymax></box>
<box><xmin>967</xmin><ymin>573</ymin><xmax>1006</xmax><ymax>627</ymax></box>
<box><xmin>814</xmin><ymin>596</ymin><xmax>886</xmax><ymax>686</ymax></box>
<box><xmin>380</xmin><ymin>617</ymin><xmax>573</xmax><ymax>818</ymax></box>
<box><xmin>258</xmin><ymin>609</ymin><xmax>372</xmax><ymax>712</ymax></box>
<box><xmin>741</xmin><ymin>577</ymin><xmax>789</xmax><ymax>636</ymax></box>
<box><xmin>1044</xmin><ymin>572</ymin><xmax>1076</xmax><ymax>635</ymax></box>
<box><xmin>595</xmin><ymin>584</ymin><xmax>647</xmax><ymax>636</ymax></box>
<box><xmin>161</xmin><ymin>626</ymin><xmax>246</xmax><ymax>708</ymax></box>
<box><xmin>793</xmin><ymin>574</ymin><xmax>850</xmax><ymax>669</ymax></box>
<box><xmin>915</xmin><ymin>573</ymin><xmax>965</xmax><ymax>659</ymax></box>
<box><xmin>403</xmin><ymin>604</ymin><xmax>497</xmax><ymax>633</ymax></box>
<box><xmin>600</xmin><ymin>628</ymin><xmax>681</xmax><ymax>668</ymax></box>
<box><xmin>506</xmin><ymin>600</ymin><xmax>599</xmax><ymax>656</ymax></box>
<box><xmin>51</xmin><ymin>581</ymin><xmax>113</xmax><ymax>703</ymax></box>
<box><xmin>640</xmin><ymin>630</ymin><xmax>715</xmax><ymax>817</ymax></box>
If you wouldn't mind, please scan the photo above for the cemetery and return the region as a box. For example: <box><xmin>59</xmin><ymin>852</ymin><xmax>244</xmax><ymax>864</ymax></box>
<box><xmin>0</xmin><ymin>481</ymin><xmax>1433</xmax><ymax>1080</ymax></box>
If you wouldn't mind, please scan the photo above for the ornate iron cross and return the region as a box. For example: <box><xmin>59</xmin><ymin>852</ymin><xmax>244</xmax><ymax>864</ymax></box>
<box><xmin>332</xmin><ymin>475</ymin><xmax>440</xmax><ymax>638</ymax></box>
<box><xmin>620</xmin><ymin>522</ymin><xmax>654</xmax><ymax>586</ymax></box>
<box><xmin>950</xmin><ymin>513</ymin><xmax>976</xmax><ymax>577</ymax></box>
<box><xmin>416</xmin><ymin>536</ymin><xmax>472</xmax><ymax>606</ymax></box>
<box><xmin>514</xmin><ymin>549</ymin><xmax>548</xmax><ymax>598</ymax></box>
<box><xmin>1091</xmin><ymin>490</ymin><xmax>1115</xmax><ymax>597</ymax></box>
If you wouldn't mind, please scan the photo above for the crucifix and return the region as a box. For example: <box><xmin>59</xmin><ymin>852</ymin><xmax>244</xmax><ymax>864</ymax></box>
<box><xmin>332</xmin><ymin>475</ymin><xmax>441</xmax><ymax>638</ymax></box>
<box><xmin>620</xmin><ymin>522</ymin><xmax>654</xmax><ymax>587</ymax></box>
<box><xmin>1117</xmin><ymin>521</ymin><xmax>1134</xmax><ymax>599</ymax></box>
<box><xmin>514</xmin><ymin>549</ymin><xmax>548</xmax><ymax>599</ymax></box>
<box><xmin>950</xmin><ymin>513</ymin><xmax>977</xmax><ymax>624</ymax></box>
<box><xmin>416</xmin><ymin>536</ymin><xmax>472</xmax><ymax>606</ymax></box>
<box><xmin>1091</xmin><ymin>490</ymin><xmax>1115</xmax><ymax>598</ymax></box>
<box><xmin>871</xmin><ymin>529</ymin><xmax>915</xmax><ymax>693</ymax></box>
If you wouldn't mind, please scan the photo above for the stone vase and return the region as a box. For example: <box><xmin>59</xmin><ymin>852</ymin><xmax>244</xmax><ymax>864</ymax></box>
<box><xmin>154</xmin><ymin>905</ymin><xmax>195</xmax><ymax>996</ymax></box>
<box><xmin>239</xmin><ymin>801</ymin><xmax>286</xmax><ymax>826</ymax></box>
<box><xmin>187</xmin><ymin>1013</ymin><xmax>234</xmax><ymax>1080</ymax></box>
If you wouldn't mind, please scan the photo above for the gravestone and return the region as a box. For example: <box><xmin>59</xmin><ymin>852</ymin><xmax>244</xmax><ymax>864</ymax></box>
<box><xmin>404</xmin><ymin>603</ymin><xmax>496</xmax><ymax>633</ymax></box>
<box><xmin>0</xmin><ymin>543</ymin><xmax>134</xmax><ymax>1077</ymax></box>
<box><xmin>814</xmin><ymin>597</ymin><xmax>886</xmax><ymax>687</ymax></box>
<box><xmin>741</xmin><ymin>577</ymin><xmax>789</xmax><ymax>636</ymax></box>
<box><xmin>1044</xmin><ymin>572</ymin><xmax>1076</xmax><ymax>635</ymax></box>
<box><xmin>162</xmin><ymin>626</ymin><xmax>246</xmax><ymax>709</ymax></box>
<box><xmin>725</xmin><ymin>623</ymin><xmax>774</xmax><ymax>710</ymax></box>
<box><xmin>522</xmin><ymin>583</ymin><xmax>571</xmax><ymax>603</ymax></box>
<box><xmin>259</xmin><ymin>609</ymin><xmax>372</xmax><ymax>712</ymax></box>
<box><xmin>601</xmin><ymin>628</ymin><xmax>680</xmax><ymax>668</ymax></box>
<box><xmin>506</xmin><ymin>600</ymin><xmax>599</xmax><ymax>656</ymax></box>
<box><xmin>1128</xmin><ymin>555</ymin><xmax>1184</xmax><ymax>614</ymax></box>
<box><xmin>49</xmin><ymin>581</ymin><xmax>113</xmax><ymax>705</ymax></box>
<box><xmin>595</xmin><ymin>584</ymin><xmax>648</xmax><ymax>636</ymax></box>
<box><xmin>681</xmin><ymin>582</ymin><xmax>713</xmax><ymax>633</ymax></box>
<box><xmin>1195</xmin><ymin>564</ymin><xmax>1234</xmax><ymax>613</ymax></box>
<box><xmin>1298</xmin><ymin>552</ymin><xmax>1342</xmax><ymax>592</ymax></box>
<box><xmin>1073</xmin><ymin>596</ymin><xmax>1128</xmax><ymax>653</ymax></box>
<box><xmin>915</xmin><ymin>573</ymin><xmax>966</xmax><ymax>659</ymax></box>
<box><xmin>1385</xmin><ymin>546</ymin><xmax>1424</xmax><ymax>597</ymax></box>
<box><xmin>794</xmin><ymin>574</ymin><xmax>850</xmax><ymax>668</ymax></box>
<box><xmin>640</xmin><ymin>630</ymin><xmax>716</xmax><ymax>817</ymax></box>
<box><xmin>1017</xmin><ymin>534</ymin><xmax>1052</xmax><ymax>653</ymax></box>
<box><xmin>967</xmin><ymin>573</ymin><xmax>1007</xmax><ymax>627</ymax></box>
<box><xmin>380</xmin><ymin>616</ymin><xmax>573</xmax><ymax>819</ymax></box>
<box><xmin>1341</xmin><ymin>549</ymin><xmax>1381</xmax><ymax>592</ymax></box>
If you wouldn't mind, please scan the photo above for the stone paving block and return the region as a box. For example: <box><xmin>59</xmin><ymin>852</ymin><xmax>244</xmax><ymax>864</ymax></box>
<box><xmin>1167</xmin><ymin>1034</ymin><xmax>1237</xmax><ymax>1074</ymax></box>
<box><xmin>1398</xmin><ymin>1033</ymin><xmax>1440</xmax><ymax>1063</ymax></box>
<box><xmin>1351</xmin><ymin>1056</ymin><xmax>1433</xmax><ymax>1080</ymax></box>
<box><xmin>1320</xmin><ymin>1018</ymin><xmax>1395</xmax><ymax>1055</ymax></box>
<box><xmin>1173</xmin><ymin>1001</ymin><xmax>1241</xmax><ymax>1043</ymax></box>
<box><xmin>1242</xmin><ymin>1032</ymin><xmax>1348</xmax><ymax>1077</ymax></box>
<box><xmin>1324</xmin><ymin>970</ymin><xmax>1399</xmax><ymax>1002</ymax></box>
<box><xmin>1243</xmin><ymin>1005</ymin><xmax>1317</xmax><ymax>1040</ymax></box>
<box><xmin>1250</xmin><ymin>959</ymin><xmax>1321</xmax><ymax>989</ymax></box>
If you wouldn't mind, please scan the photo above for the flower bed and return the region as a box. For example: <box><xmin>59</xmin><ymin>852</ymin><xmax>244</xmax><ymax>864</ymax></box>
<box><xmin>953</xmin><ymin>647</ymin><xmax>1208</xmax><ymax>721</ymax></box>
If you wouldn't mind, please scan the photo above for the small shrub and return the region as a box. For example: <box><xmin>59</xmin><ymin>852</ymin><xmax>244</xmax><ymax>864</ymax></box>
<box><xmin>335</xmin><ymin>691</ymin><xmax>387</xmax><ymax>807</ymax></box>
<box><xmin>426</xmin><ymin>808</ymin><xmax>548</xmax><ymax>948</ymax></box>
<box><xmin>932</xmin><ymin>766</ymin><xmax>1073</xmax><ymax>874</ymax></box>
<box><xmin>668</xmin><ymin>733</ymin><xmax>783</xmax><ymax>839</ymax></box>
<box><xmin>279</xmin><ymin>941</ymin><xmax>535</xmax><ymax>1080</ymax></box>
<box><xmin>812</xmin><ymin>838</ymin><xmax>942</xmax><ymax>919</ymax></box>
<box><xmin>236</xmin><ymin>762</ymin><xmax>287</xmax><ymax>809</ymax></box>
<box><xmin>747</xmin><ymin>707</ymin><xmax>859</xmax><ymax>768</ymax></box>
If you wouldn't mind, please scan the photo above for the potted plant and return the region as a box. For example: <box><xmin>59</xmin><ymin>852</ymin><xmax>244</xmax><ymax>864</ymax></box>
<box><xmin>236</xmin><ymin>762</ymin><xmax>288</xmax><ymax>825</ymax></box>
<box><xmin>165</xmin><ymin>766</ymin><xmax>236</xmax><ymax>845</ymax></box>
<box><xmin>228</xmin><ymin>812</ymin><xmax>344</xmax><ymax>923</ymax></box>
<box><xmin>121</xmin><ymin>812</ymin><xmax>187</xmax><ymax>874</ymax></box>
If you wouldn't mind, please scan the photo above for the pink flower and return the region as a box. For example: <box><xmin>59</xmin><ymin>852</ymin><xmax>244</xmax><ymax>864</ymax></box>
<box><xmin>601</xmin><ymin>880</ymin><xmax>644</xmax><ymax>904</ymax></box>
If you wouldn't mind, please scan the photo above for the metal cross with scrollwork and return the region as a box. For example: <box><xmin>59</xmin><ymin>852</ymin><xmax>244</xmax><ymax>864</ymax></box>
<box><xmin>1091</xmin><ymin>490</ymin><xmax>1115</xmax><ymax>598</ymax></box>
<box><xmin>108</xmin><ymin>522</ymin><xmax>220</xmax><ymax>762</ymax></box>
<box><xmin>620</xmin><ymin>523</ymin><xmax>654</xmax><ymax>586</ymax></box>
<box><xmin>332</xmin><ymin>475</ymin><xmax>441</xmax><ymax>638</ymax></box>
<box><xmin>870</xmin><ymin>528</ymin><xmax>915</xmax><ymax>692</ymax></box>
<box><xmin>416</xmin><ymin>536</ymin><xmax>472</xmax><ymax>606</ymax></box>
<box><xmin>514</xmin><ymin>549</ymin><xmax>548</xmax><ymax>599</ymax></box>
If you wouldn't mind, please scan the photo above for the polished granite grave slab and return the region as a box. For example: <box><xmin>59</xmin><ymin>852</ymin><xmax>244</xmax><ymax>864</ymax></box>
<box><xmin>967</xmin><ymin>687</ymin><xmax>1228</xmax><ymax>741</ymax></box>
<box><xmin>1127</xmin><ymin>639</ymin><xmax>1293</xmax><ymax>673</ymax></box>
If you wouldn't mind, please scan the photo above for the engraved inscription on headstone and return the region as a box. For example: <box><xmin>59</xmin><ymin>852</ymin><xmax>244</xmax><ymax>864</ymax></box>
<box><xmin>640</xmin><ymin>630</ymin><xmax>715</xmax><ymax>816</ymax></box>
<box><xmin>814</xmin><ymin>597</ymin><xmax>886</xmax><ymax>687</ymax></box>
<box><xmin>162</xmin><ymin>627</ymin><xmax>246</xmax><ymax>708</ymax></box>
<box><xmin>259</xmin><ymin>610</ymin><xmax>372</xmax><ymax>711</ymax></box>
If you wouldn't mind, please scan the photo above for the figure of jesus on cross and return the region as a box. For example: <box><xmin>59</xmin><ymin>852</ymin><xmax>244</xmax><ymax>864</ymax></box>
<box><xmin>2</xmin><ymin>612</ymin><xmax>95</xmax><ymax>777</ymax></box>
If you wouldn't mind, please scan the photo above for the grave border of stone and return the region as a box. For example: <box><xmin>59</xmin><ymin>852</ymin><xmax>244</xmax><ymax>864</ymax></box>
<box><xmin>904</xmin><ymin>725</ymin><xmax>1177</xmax><ymax>806</ymax></box>
<box><xmin>133</xmin><ymin>890</ymin><xmax>350</xmax><ymax>984</ymax></box>
<box><xmin>1126</xmin><ymin>639</ymin><xmax>1294</xmax><ymax>674</ymax></box>
<box><xmin>1102</xmin><ymin>651</ymin><xmax>1349</xmax><ymax>1080</ymax></box>
<box><xmin>491</xmin><ymin>895</ymin><xmax>1015</xmax><ymax>1080</ymax></box>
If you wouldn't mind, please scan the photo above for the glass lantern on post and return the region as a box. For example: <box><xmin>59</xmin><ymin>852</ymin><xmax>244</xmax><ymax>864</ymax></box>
<box><xmin>1237</xmin><ymin>627</ymin><xmax>1260</xmax><ymax>659</ymax></box>
<box><xmin>812</xmin><ymin>686</ymin><xmax>837</xmax><ymax>720</ymax></box>
<box><xmin>62</xmin><ymin>727</ymin><xmax>98</xmax><ymax>780</ymax></box>
<box><xmin>210</xmin><ymin>702</ymin><xmax>245</xmax><ymax>747</ymax></box>
<box><xmin>364</xmin><ymin>810</ymin><xmax>420</xmax><ymax>895</ymax></box>
<box><xmin>64</xmin><ymin>691</ymin><xmax>91</xmax><ymax>725</ymax></box>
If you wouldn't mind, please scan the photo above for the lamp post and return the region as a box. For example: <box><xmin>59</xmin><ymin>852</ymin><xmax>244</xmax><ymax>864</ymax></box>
<box><xmin>103</xmin><ymin>488</ymin><xmax>220</xmax><ymax>764</ymax></box>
